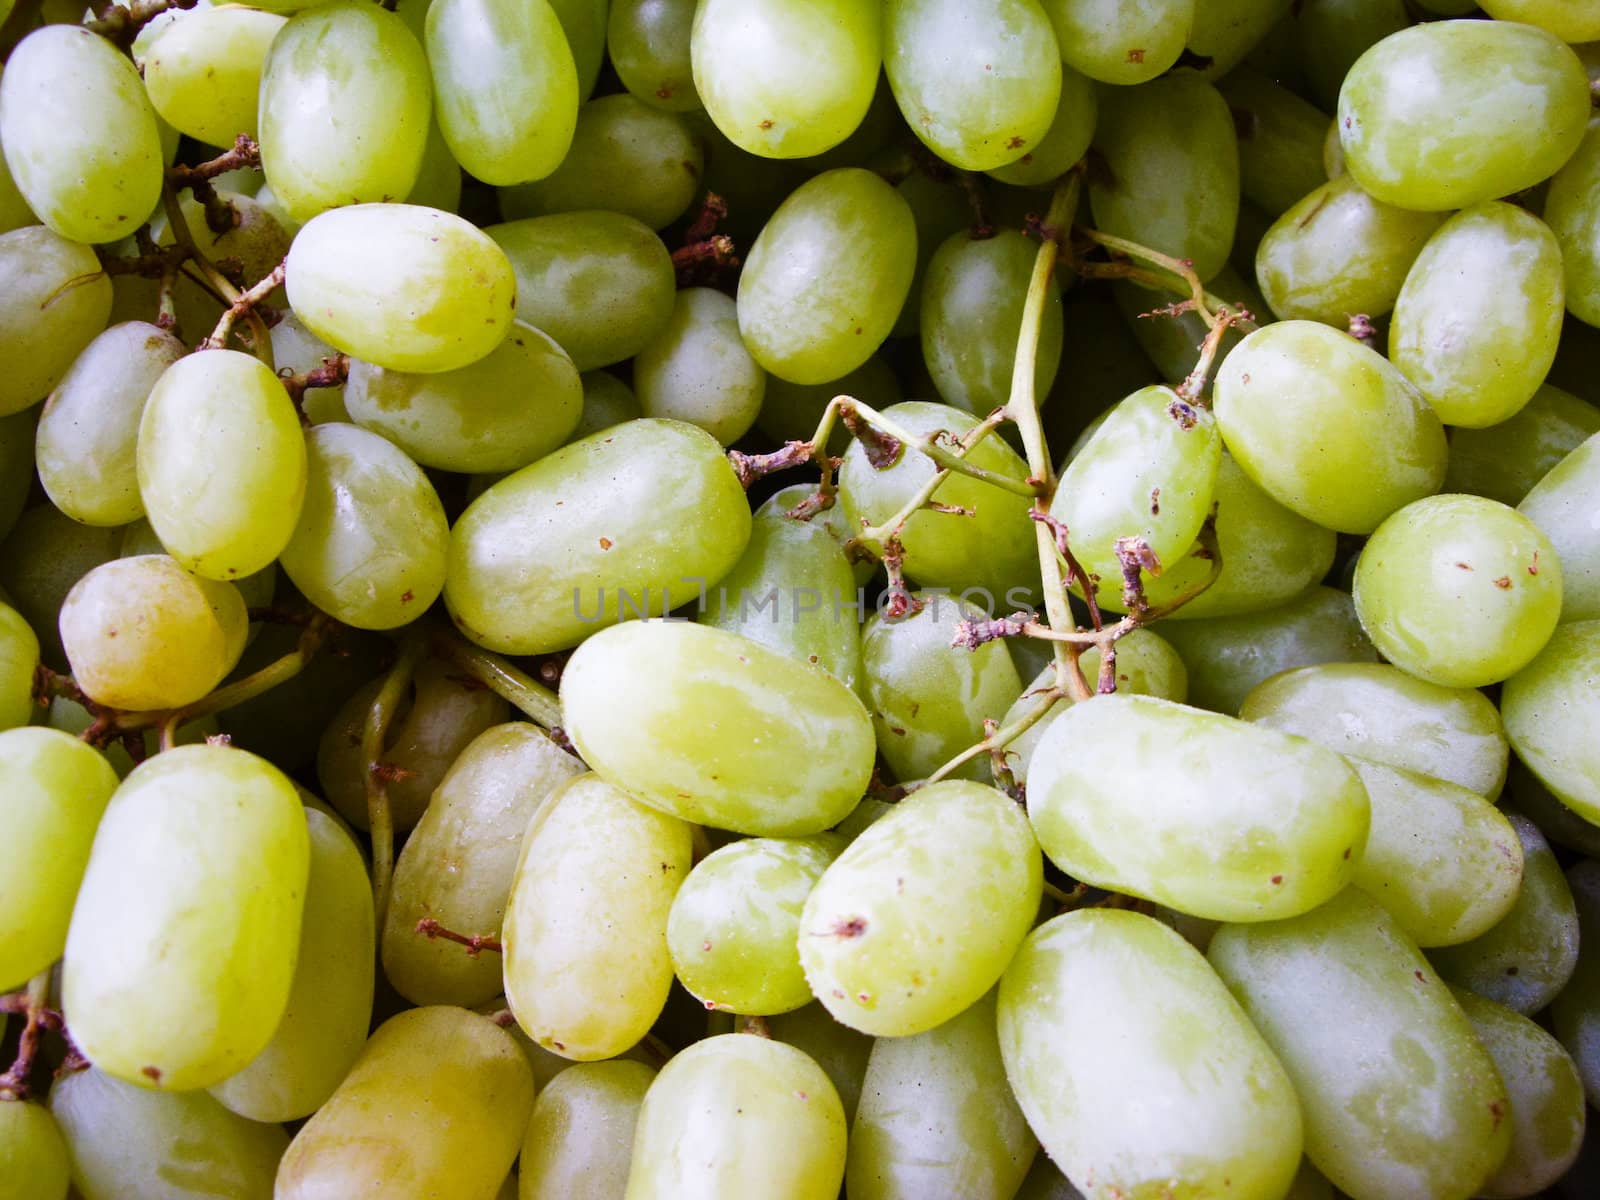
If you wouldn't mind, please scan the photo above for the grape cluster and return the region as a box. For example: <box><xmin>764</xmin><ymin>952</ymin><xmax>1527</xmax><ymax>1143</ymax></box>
<box><xmin>1</xmin><ymin>0</ymin><xmax>1600</xmax><ymax>1198</ymax></box>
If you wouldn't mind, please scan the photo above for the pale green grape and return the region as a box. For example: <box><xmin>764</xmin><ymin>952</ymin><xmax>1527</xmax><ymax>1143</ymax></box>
<box><xmin>762</xmin><ymin>483</ymin><xmax>878</xmax><ymax>588</ymax></box>
<box><xmin>1209</xmin><ymin>888</ymin><xmax>1512</xmax><ymax>1200</ymax></box>
<box><xmin>1520</xmin><ymin>430</ymin><xmax>1600</xmax><ymax>621</ymax></box>
<box><xmin>0</xmin><ymin>410</ymin><xmax>32</xmax><ymax>541</ymax></box>
<box><xmin>286</xmin><ymin>203</ymin><xmax>517</xmax><ymax>374</ymax></box>
<box><xmin>118</xmin><ymin>518</ymin><xmax>275</xmax><ymax>620</ymax></box>
<box><xmin>1214</xmin><ymin>319</ymin><xmax>1447</xmax><ymax>533</ymax></box>
<box><xmin>767</xmin><ymin>1003</ymin><xmax>874</xmax><ymax>1123</ymax></box>
<box><xmin>608</xmin><ymin>0</ymin><xmax>700</xmax><ymax>111</ymax></box>
<box><xmin>63</xmin><ymin>744</ymin><xmax>310</xmax><ymax>1091</ymax></box>
<box><xmin>276</xmin><ymin>1007</ymin><xmax>534</xmax><ymax>1198</ymax></box>
<box><xmin>426</xmin><ymin>0</ymin><xmax>577</xmax><ymax>185</ymax></box>
<box><xmin>137</xmin><ymin>348</ymin><xmax>307</xmax><ymax>581</ymax></box>
<box><xmin>1218</xmin><ymin>67</ymin><xmax>1331</xmax><ymax>217</ymax></box>
<box><xmin>635</xmin><ymin>287</ymin><xmax>765</xmax><ymax>444</ymax></box>
<box><xmin>799</xmin><ymin>780</ymin><xmax>1042</xmax><ymax>1037</ymax></box>
<box><xmin>0</xmin><ymin>27</ymin><xmax>162</xmax><ymax>244</ymax></box>
<box><xmin>0</xmin><ymin>1100</ymin><xmax>69</xmax><ymax>1200</ymax></box>
<box><xmin>668</xmin><ymin>835</ymin><xmax>842</xmax><ymax>1015</ymax></box>
<box><xmin>1001</xmin><ymin>909</ymin><xmax>1302</xmax><ymax>1200</ymax></box>
<box><xmin>35</xmin><ymin>321</ymin><xmax>185</xmax><ymax>528</ymax></box>
<box><xmin>520</xmin><ymin>1060</ymin><xmax>655</xmax><ymax>1200</ymax></box>
<box><xmin>1185</xmin><ymin>0</ymin><xmax>1295</xmax><ymax>78</ymax></box>
<box><xmin>1552</xmin><ymin>860</ymin><xmax>1600</xmax><ymax>1107</ymax></box>
<box><xmin>1390</xmin><ymin>203</ymin><xmax>1566</xmax><ymax>429</ymax></box>
<box><xmin>0</xmin><ymin>506</ymin><xmax>121</xmax><ymax>670</ymax></box>
<box><xmin>383</xmin><ymin>722</ymin><xmax>583</xmax><ymax>1006</ymax></box>
<box><xmin>139</xmin><ymin>6</ymin><xmax>284</xmax><ymax>147</ymax></box>
<box><xmin>1484</xmin><ymin>0</ymin><xmax>1600</xmax><ymax>45</ymax></box>
<box><xmin>562</xmin><ymin>621</ymin><xmax>875</xmax><ymax>835</ymax></box>
<box><xmin>445</xmin><ymin>419</ymin><xmax>751</xmax><ymax>655</ymax></box>
<box><xmin>209</xmin><ymin>809</ymin><xmax>373</xmax><ymax>1123</ymax></box>
<box><xmin>1293</xmin><ymin>0</ymin><xmax>1409</xmax><ymax>113</ymax></box>
<box><xmin>1503</xmin><ymin>621</ymin><xmax>1600</xmax><ymax>824</ymax></box>
<box><xmin>1041</xmin><ymin>0</ymin><xmax>1193</xmax><ymax>85</ymax></box>
<box><xmin>258</xmin><ymin>1</ymin><xmax>431</xmax><ymax>222</ymax></box>
<box><xmin>885</xmin><ymin>0</ymin><xmax>1061</xmax><ymax>171</ymax></box>
<box><xmin>571</xmin><ymin>369</ymin><xmax>643</xmax><ymax>441</ymax></box>
<box><xmin>0</xmin><ymin>226</ymin><xmax>113</xmax><ymax>417</ymax></box>
<box><xmin>0</xmin><ymin>600</ymin><xmax>37</xmax><ymax>733</ymax></box>
<box><xmin>985</xmin><ymin>67</ymin><xmax>1094</xmax><ymax>188</ymax></box>
<box><xmin>0</xmin><ymin>728</ymin><xmax>118</xmax><ymax>991</ymax></box>
<box><xmin>487</xmin><ymin>211</ymin><xmax>675</xmax><ymax>370</ymax></box>
<box><xmin>1338</xmin><ymin>19</ymin><xmax>1590</xmax><ymax>212</ymax></box>
<box><xmin>503</xmin><ymin>773</ymin><xmax>691</xmax><ymax>1060</ymax></box>
<box><xmin>545</xmin><ymin>0</ymin><xmax>607</xmax><ymax>97</ymax></box>
<box><xmin>1353</xmin><ymin>494</ymin><xmax>1563</xmax><ymax>689</ymax></box>
<box><xmin>1446</xmin><ymin>383</ymin><xmax>1600</xmax><ymax>506</ymax></box>
<box><xmin>406</xmin><ymin>118</ymin><xmax>465</xmax><ymax>213</ymax></box>
<box><xmin>1545</xmin><ymin>110</ymin><xmax>1600</xmax><ymax>328</ymax></box>
<box><xmin>691</xmin><ymin>0</ymin><xmax>880</xmax><ymax>159</ymax></box>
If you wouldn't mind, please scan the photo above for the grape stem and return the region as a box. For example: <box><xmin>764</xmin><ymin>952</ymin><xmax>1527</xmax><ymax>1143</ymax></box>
<box><xmin>426</xmin><ymin>629</ymin><xmax>563</xmax><ymax>730</ymax></box>
<box><xmin>922</xmin><ymin>688</ymin><xmax>1063</xmax><ymax>787</ymax></box>
<box><xmin>160</xmin><ymin>184</ymin><xmax>276</xmax><ymax>367</ymax></box>
<box><xmin>0</xmin><ymin>973</ymin><xmax>55</xmax><ymax>1101</ymax></box>
<box><xmin>1071</xmin><ymin>227</ymin><xmax>1247</xmax><ymax>332</ymax></box>
<box><xmin>203</xmin><ymin>259</ymin><xmax>286</xmax><ymax>352</ymax></box>
<box><xmin>85</xmin><ymin>0</ymin><xmax>196</xmax><ymax>49</ymax></box>
<box><xmin>414</xmin><ymin>918</ymin><xmax>503</xmax><ymax>958</ymax></box>
<box><xmin>736</xmin><ymin>1014</ymin><xmax>772</xmax><ymax>1038</ymax></box>
<box><xmin>167</xmin><ymin>135</ymin><xmax>261</xmax><ymax>236</ymax></box>
<box><xmin>278</xmin><ymin>354</ymin><xmax>350</xmax><ymax>421</ymax></box>
<box><xmin>364</xmin><ymin>636</ymin><xmax>424</xmax><ymax>927</ymax></box>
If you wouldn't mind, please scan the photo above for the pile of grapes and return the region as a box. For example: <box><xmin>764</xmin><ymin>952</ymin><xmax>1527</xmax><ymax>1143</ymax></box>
<box><xmin>3</xmin><ymin>0</ymin><xmax>1600</xmax><ymax>1196</ymax></box>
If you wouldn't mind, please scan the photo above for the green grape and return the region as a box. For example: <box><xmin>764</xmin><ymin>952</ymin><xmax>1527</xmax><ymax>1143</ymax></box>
<box><xmin>1239</xmin><ymin>661</ymin><xmax>1509</xmax><ymax>796</ymax></box>
<box><xmin>118</xmin><ymin>519</ymin><xmax>275</xmax><ymax>622</ymax></box>
<box><xmin>1029</xmin><ymin>693</ymin><xmax>1367</xmax><ymax>921</ymax></box>
<box><xmin>50</xmin><ymin>1068</ymin><xmax>288</xmax><ymax>1200</ymax></box>
<box><xmin>503</xmin><ymin>773</ymin><xmax>691</xmax><ymax>1060</ymax></box>
<box><xmin>0</xmin><ymin>118</ymin><xmax>36</xmax><ymax>236</ymax></box>
<box><xmin>1158</xmin><ymin>585</ymin><xmax>1378</xmax><ymax>716</ymax></box>
<box><xmin>571</xmin><ymin>369</ymin><xmax>644</xmax><ymax>441</ymax></box>
<box><xmin>1390</xmin><ymin>203</ymin><xmax>1566</xmax><ymax>429</ymax></box>
<box><xmin>1446</xmin><ymin>383</ymin><xmax>1600</xmax><ymax>506</ymax></box>
<box><xmin>1214</xmin><ymin>319</ymin><xmax>1447</xmax><ymax>533</ymax></box>
<box><xmin>487</xmin><ymin>211</ymin><xmax>675</xmax><ymax>371</ymax></box>
<box><xmin>1089</xmin><ymin>73</ymin><xmax>1239</xmax><ymax>284</ymax></box>
<box><xmin>920</xmin><ymin>229</ymin><xmax>1063</xmax><ymax>414</ymax></box>
<box><xmin>668</xmin><ymin>835</ymin><xmax>843</xmax><ymax>1015</ymax></box>
<box><xmin>1502</xmin><ymin>621</ymin><xmax>1600</xmax><ymax>824</ymax></box>
<box><xmin>849</xmin><ymin>989</ymin><xmax>1037</xmax><ymax>1200</ymax></box>
<box><xmin>884</xmin><ymin>0</ymin><xmax>1061</xmax><ymax>171</ymax></box>
<box><xmin>860</xmin><ymin>595</ymin><xmax>1022</xmax><ymax>783</ymax></box>
<box><xmin>258</xmin><ymin>2</ymin><xmax>431</xmax><ymax>223</ymax></box>
<box><xmin>984</xmin><ymin>67</ymin><xmax>1095</xmax><ymax>189</ymax></box>
<box><xmin>286</xmin><ymin>203</ymin><xmax>517</xmax><ymax>374</ymax></box>
<box><xmin>799</xmin><ymin>780</ymin><xmax>1042</xmax><ymax>1037</ymax></box>
<box><xmin>1337</xmin><ymin>20</ymin><xmax>1590</xmax><ymax>212</ymax></box>
<box><xmin>838</xmin><ymin>401</ymin><xmax>1039</xmax><ymax>598</ymax></box>
<box><xmin>1218</xmin><ymin>67</ymin><xmax>1331</xmax><ymax>217</ymax></box>
<box><xmin>738</xmin><ymin>168</ymin><xmax>915</xmax><ymax>385</ymax></box>
<box><xmin>426</xmin><ymin>0</ymin><xmax>577</xmax><ymax>186</ymax></box>
<box><xmin>1432</xmin><ymin>812</ymin><xmax>1581</xmax><ymax>1015</ymax></box>
<box><xmin>767</xmin><ymin>1003</ymin><xmax>874</xmax><ymax>1123</ymax></box>
<box><xmin>0</xmin><ymin>728</ymin><xmax>118</xmax><ymax>990</ymax></box>
<box><xmin>562</xmin><ymin>621</ymin><xmax>875</xmax><ymax>835</ymax></box>
<box><xmin>889</xmin><ymin>167</ymin><xmax>972</xmax><ymax>339</ymax></box>
<box><xmin>35</xmin><ymin>322</ymin><xmax>186</xmax><ymax>528</ymax></box>
<box><xmin>1482</xmin><ymin>0</ymin><xmax>1600</xmax><ymax>45</ymax></box>
<box><xmin>1508</xmin><ymin>757</ymin><xmax>1600</xmax><ymax>858</ymax></box>
<box><xmin>1545</xmin><ymin>108</ymin><xmax>1600</xmax><ymax>328</ymax></box>
<box><xmin>0</xmin><ymin>27</ymin><xmax>162</xmax><ymax>245</ymax></box>
<box><xmin>1001</xmin><ymin>909</ymin><xmax>1302</xmax><ymax>1200</ymax></box>
<box><xmin>445</xmin><ymin>419</ymin><xmax>751</xmax><ymax>655</ymax></box>
<box><xmin>383</xmin><ymin>722</ymin><xmax>583</xmax><ymax>1007</ymax></box>
<box><xmin>1185</xmin><ymin>0</ymin><xmax>1294</xmax><ymax>78</ymax></box>
<box><xmin>1254</xmin><ymin>174</ymin><xmax>1442</xmax><ymax>327</ymax></box>
<box><xmin>405</xmin><ymin>119</ymin><xmax>465</xmax><ymax>213</ymax></box>
<box><xmin>139</xmin><ymin>6</ymin><xmax>285</xmax><ymax>147</ymax></box>
<box><xmin>1520</xmin><ymin>431</ymin><xmax>1600</xmax><ymax>621</ymax></box>
<box><xmin>520</xmin><ymin>1060</ymin><xmax>656</xmax><ymax>1200</ymax></box>
<box><xmin>762</xmin><ymin>484</ymin><xmax>878</xmax><ymax>588</ymax></box>
<box><xmin>137</xmin><ymin>348</ymin><xmax>307</xmax><ymax>581</ymax></box>
<box><xmin>627</xmin><ymin>1034</ymin><xmax>846</xmax><ymax>1199</ymax></box>
<box><xmin>0</xmin><ymin>410</ymin><xmax>32</xmax><ymax>541</ymax></box>
<box><xmin>277</xmin><ymin>1006</ymin><xmax>534</xmax><ymax>1199</ymax></box>
<box><xmin>1208</xmin><ymin>888</ymin><xmax>1512</xmax><ymax>1200</ymax></box>
<box><xmin>0</xmin><ymin>506</ymin><xmax>121</xmax><ymax>670</ymax></box>
<box><xmin>499</xmin><ymin>94</ymin><xmax>703</xmax><ymax>230</ymax></box>
<box><xmin>608</xmin><ymin>0</ymin><xmax>701</xmax><ymax>111</ymax></box>
<box><xmin>635</xmin><ymin>287</ymin><xmax>766</xmax><ymax>444</ymax></box>
<box><xmin>1353</xmin><ymin>494</ymin><xmax>1563</xmax><ymax>689</ymax></box>
<box><xmin>1451</xmin><ymin>986</ymin><xmax>1586</xmax><ymax>1199</ymax></box>
<box><xmin>543</xmin><ymin>0</ymin><xmax>607</xmax><ymax>98</ymax></box>
<box><xmin>1292</xmin><ymin>0</ymin><xmax>1409</xmax><ymax>114</ymax></box>
<box><xmin>754</xmin><ymin>354</ymin><xmax>900</xmax><ymax>448</ymax></box>
<box><xmin>0</xmin><ymin>1100</ymin><xmax>69</xmax><ymax>1200</ymax></box>
<box><xmin>0</xmin><ymin>226</ymin><xmax>113</xmax><ymax>417</ymax></box>
<box><xmin>1552</xmin><ymin>860</ymin><xmax>1600</xmax><ymax>1106</ymax></box>
<box><xmin>0</xmin><ymin>600</ymin><xmax>37</xmax><ymax>733</ymax></box>
<box><xmin>1040</xmin><ymin>0</ymin><xmax>1193</xmax><ymax>86</ymax></box>
<box><xmin>209</xmin><ymin>809</ymin><xmax>373</xmax><ymax>1123</ymax></box>
<box><xmin>691</xmin><ymin>0</ymin><xmax>880</xmax><ymax>159</ymax></box>
<box><xmin>63</xmin><ymin>744</ymin><xmax>310</xmax><ymax>1091</ymax></box>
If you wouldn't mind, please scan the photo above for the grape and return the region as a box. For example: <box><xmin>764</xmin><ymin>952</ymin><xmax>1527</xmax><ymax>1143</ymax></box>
<box><xmin>405</xmin><ymin>119</ymin><xmax>465</xmax><ymax>214</ymax></box>
<box><xmin>137</xmin><ymin>348</ymin><xmax>307</xmax><ymax>581</ymax></box>
<box><xmin>0</xmin><ymin>506</ymin><xmax>121</xmax><ymax>670</ymax></box>
<box><xmin>208</xmin><ymin>808</ymin><xmax>374</xmax><ymax>1123</ymax></box>
<box><xmin>138</xmin><ymin>6</ymin><xmax>285</xmax><ymax>148</ymax></box>
<box><xmin>691</xmin><ymin>0</ymin><xmax>881</xmax><ymax>160</ymax></box>
<box><xmin>276</xmin><ymin>1006</ymin><xmax>534</xmax><ymax>1198</ymax></box>
<box><xmin>258</xmin><ymin>1</ymin><xmax>431</xmax><ymax>223</ymax></box>
<box><xmin>570</xmin><ymin>369</ymin><xmax>643</xmax><ymax>441</ymax></box>
<box><xmin>1481</xmin><ymin>0</ymin><xmax>1600</xmax><ymax>44</ymax></box>
<box><xmin>984</xmin><ymin>68</ymin><xmax>1095</xmax><ymax>190</ymax></box>
<box><xmin>799</xmin><ymin>780</ymin><xmax>1042</xmax><ymax>1037</ymax></box>
<box><xmin>607</xmin><ymin>0</ymin><xmax>700</xmax><ymax>111</ymax></box>
<box><xmin>767</xmin><ymin>1003</ymin><xmax>874</xmax><ymax>1124</ymax></box>
<box><xmin>1337</xmin><ymin>20</ymin><xmax>1590</xmax><ymax>212</ymax></box>
<box><xmin>0</xmin><ymin>1100</ymin><xmax>69</xmax><ymax>1200</ymax></box>
<box><xmin>543</xmin><ymin>0</ymin><xmax>607</xmax><ymax>98</ymax></box>
<box><xmin>1041</xmin><ymin>0</ymin><xmax>1193</xmax><ymax>85</ymax></box>
<box><xmin>445</xmin><ymin>419</ymin><xmax>751</xmax><ymax>655</ymax></box>
<box><xmin>1502</xmin><ymin>621</ymin><xmax>1600</xmax><ymax>824</ymax></box>
<box><xmin>0</xmin><ymin>27</ymin><xmax>163</xmax><ymax>245</ymax></box>
<box><xmin>1520</xmin><ymin>430</ymin><xmax>1600</xmax><ymax>621</ymax></box>
<box><xmin>0</xmin><ymin>728</ymin><xmax>118</xmax><ymax>991</ymax></box>
<box><xmin>1353</xmin><ymin>494</ymin><xmax>1563</xmax><ymax>689</ymax></box>
<box><xmin>667</xmin><ymin>835</ymin><xmax>843</xmax><ymax>1015</ymax></box>
<box><xmin>425</xmin><ymin>0</ymin><xmax>578</xmax><ymax>186</ymax></box>
<box><xmin>1001</xmin><ymin>909</ymin><xmax>1303</xmax><ymax>1200</ymax></box>
<box><xmin>1185</xmin><ymin>0</ymin><xmax>1295</xmax><ymax>79</ymax></box>
<box><xmin>502</xmin><ymin>773</ymin><xmax>691</xmax><ymax>1060</ymax></box>
<box><xmin>383</xmin><ymin>722</ymin><xmax>583</xmax><ymax>1007</ymax></box>
<box><xmin>0</xmin><ymin>600</ymin><xmax>37</xmax><ymax>733</ymax></box>
<box><xmin>1545</xmin><ymin>111</ymin><xmax>1600</xmax><ymax>329</ymax></box>
<box><xmin>1446</xmin><ymin>383</ymin><xmax>1600</xmax><ymax>506</ymax></box>
<box><xmin>888</xmin><ymin>169</ymin><xmax>971</xmax><ymax>341</ymax></box>
<box><xmin>635</xmin><ymin>287</ymin><xmax>766</xmax><ymax>444</ymax></box>
<box><xmin>0</xmin><ymin>226</ymin><xmax>113</xmax><ymax>418</ymax></box>
<box><xmin>1217</xmin><ymin>68</ymin><xmax>1333</xmax><ymax>218</ymax></box>
<box><xmin>0</xmin><ymin>114</ymin><xmax>36</xmax><ymax>236</ymax></box>
<box><xmin>1551</xmin><ymin>861</ymin><xmax>1600</xmax><ymax>1107</ymax></box>
<box><xmin>519</xmin><ymin>1060</ymin><xmax>655</xmax><ymax>1200</ymax></box>
<box><xmin>35</xmin><ymin>322</ymin><xmax>185</xmax><ymax>528</ymax></box>
<box><xmin>285</xmin><ymin>203</ymin><xmax>517</xmax><ymax>374</ymax></box>
<box><xmin>62</xmin><ymin>744</ymin><xmax>310</xmax><ymax>1091</ymax></box>
<box><xmin>1214</xmin><ymin>319</ymin><xmax>1448</xmax><ymax>533</ymax></box>
<box><xmin>1292</xmin><ymin>0</ymin><xmax>1409</xmax><ymax>115</ymax></box>
<box><xmin>1209</xmin><ymin>888</ymin><xmax>1512</xmax><ymax>1200</ymax></box>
